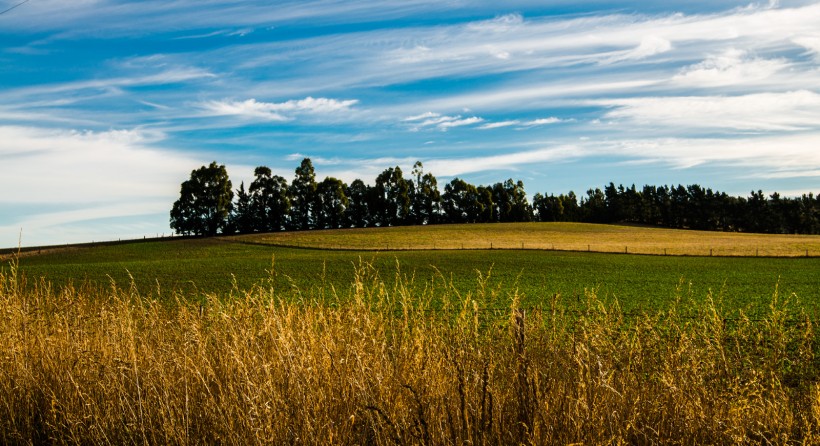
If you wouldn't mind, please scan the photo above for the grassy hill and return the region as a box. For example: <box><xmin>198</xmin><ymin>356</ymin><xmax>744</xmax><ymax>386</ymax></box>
<box><xmin>4</xmin><ymin>223</ymin><xmax>820</xmax><ymax>443</ymax></box>
<box><xmin>6</xmin><ymin>223</ymin><xmax>819</xmax><ymax>315</ymax></box>
<box><xmin>227</xmin><ymin>222</ymin><xmax>820</xmax><ymax>257</ymax></box>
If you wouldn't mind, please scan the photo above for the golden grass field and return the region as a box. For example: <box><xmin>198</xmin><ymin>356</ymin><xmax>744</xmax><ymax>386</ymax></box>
<box><xmin>228</xmin><ymin>222</ymin><xmax>820</xmax><ymax>257</ymax></box>
<box><xmin>2</xmin><ymin>256</ymin><xmax>820</xmax><ymax>444</ymax></box>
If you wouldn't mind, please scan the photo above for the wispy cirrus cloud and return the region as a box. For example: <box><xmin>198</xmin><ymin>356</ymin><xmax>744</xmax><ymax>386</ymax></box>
<box><xmin>0</xmin><ymin>124</ymin><xmax>262</xmax><ymax>246</ymax></box>
<box><xmin>479</xmin><ymin>117</ymin><xmax>565</xmax><ymax>130</ymax></box>
<box><xmin>606</xmin><ymin>133</ymin><xmax>820</xmax><ymax>173</ymax></box>
<box><xmin>478</xmin><ymin>120</ymin><xmax>520</xmax><ymax>130</ymax></box>
<box><xmin>307</xmin><ymin>129</ymin><xmax>820</xmax><ymax>187</ymax></box>
<box><xmin>404</xmin><ymin>112</ymin><xmax>483</xmax><ymax>131</ymax></box>
<box><xmin>423</xmin><ymin>145</ymin><xmax>584</xmax><ymax>176</ymax></box>
<box><xmin>600</xmin><ymin>36</ymin><xmax>673</xmax><ymax>65</ymax></box>
<box><xmin>174</xmin><ymin>28</ymin><xmax>255</xmax><ymax>40</ymax></box>
<box><xmin>200</xmin><ymin>97</ymin><xmax>359</xmax><ymax>121</ymax></box>
<box><xmin>672</xmin><ymin>48</ymin><xmax>789</xmax><ymax>87</ymax></box>
<box><xmin>0</xmin><ymin>0</ymin><xmax>467</xmax><ymax>35</ymax></box>
<box><xmin>3</xmin><ymin>68</ymin><xmax>215</xmax><ymax>99</ymax></box>
<box><xmin>0</xmin><ymin>126</ymin><xmax>188</xmax><ymax>205</ymax></box>
<box><xmin>232</xmin><ymin>2</ymin><xmax>820</xmax><ymax>92</ymax></box>
<box><xmin>793</xmin><ymin>35</ymin><xmax>820</xmax><ymax>59</ymax></box>
<box><xmin>596</xmin><ymin>90</ymin><xmax>820</xmax><ymax>132</ymax></box>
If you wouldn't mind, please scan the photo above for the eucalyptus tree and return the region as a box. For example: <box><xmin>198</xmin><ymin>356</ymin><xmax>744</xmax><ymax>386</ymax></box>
<box><xmin>441</xmin><ymin>178</ymin><xmax>483</xmax><ymax>223</ymax></box>
<box><xmin>345</xmin><ymin>179</ymin><xmax>371</xmax><ymax>227</ymax></box>
<box><xmin>372</xmin><ymin>166</ymin><xmax>411</xmax><ymax>226</ymax></box>
<box><xmin>291</xmin><ymin>158</ymin><xmax>317</xmax><ymax>230</ymax></box>
<box><xmin>315</xmin><ymin>177</ymin><xmax>348</xmax><ymax>229</ymax></box>
<box><xmin>410</xmin><ymin>161</ymin><xmax>441</xmax><ymax>225</ymax></box>
<box><xmin>170</xmin><ymin>161</ymin><xmax>233</xmax><ymax>236</ymax></box>
<box><xmin>476</xmin><ymin>185</ymin><xmax>494</xmax><ymax>223</ymax></box>
<box><xmin>532</xmin><ymin>193</ymin><xmax>564</xmax><ymax>222</ymax></box>
<box><xmin>249</xmin><ymin>166</ymin><xmax>290</xmax><ymax>232</ymax></box>
<box><xmin>231</xmin><ymin>182</ymin><xmax>255</xmax><ymax>234</ymax></box>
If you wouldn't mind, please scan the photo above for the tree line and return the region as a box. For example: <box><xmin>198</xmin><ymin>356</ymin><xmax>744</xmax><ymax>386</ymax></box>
<box><xmin>170</xmin><ymin>159</ymin><xmax>820</xmax><ymax>236</ymax></box>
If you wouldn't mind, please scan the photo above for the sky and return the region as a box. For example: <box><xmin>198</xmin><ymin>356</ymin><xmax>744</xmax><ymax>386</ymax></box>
<box><xmin>2</xmin><ymin>0</ymin><xmax>820</xmax><ymax>248</ymax></box>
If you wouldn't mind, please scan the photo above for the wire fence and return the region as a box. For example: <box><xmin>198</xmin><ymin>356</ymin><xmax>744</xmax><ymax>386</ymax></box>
<box><xmin>3</xmin><ymin>231</ymin><xmax>818</xmax><ymax>259</ymax></box>
<box><xmin>251</xmin><ymin>239</ymin><xmax>819</xmax><ymax>258</ymax></box>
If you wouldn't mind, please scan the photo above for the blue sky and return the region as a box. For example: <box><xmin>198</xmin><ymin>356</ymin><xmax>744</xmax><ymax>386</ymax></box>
<box><xmin>2</xmin><ymin>0</ymin><xmax>820</xmax><ymax>247</ymax></box>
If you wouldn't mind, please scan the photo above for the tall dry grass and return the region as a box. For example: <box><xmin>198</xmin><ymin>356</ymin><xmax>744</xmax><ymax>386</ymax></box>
<box><xmin>1</xmin><ymin>256</ymin><xmax>819</xmax><ymax>444</ymax></box>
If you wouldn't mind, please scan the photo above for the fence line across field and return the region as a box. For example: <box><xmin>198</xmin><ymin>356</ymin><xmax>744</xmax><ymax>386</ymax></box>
<box><xmin>4</xmin><ymin>235</ymin><xmax>816</xmax><ymax>260</ymax></box>
<box><xmin>275</xmin><ymin>239</ymin><xmax>817</xmax><ymax>258</ymax></box>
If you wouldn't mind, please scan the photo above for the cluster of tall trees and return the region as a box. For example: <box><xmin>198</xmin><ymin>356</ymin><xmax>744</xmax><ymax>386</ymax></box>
<box><xmin>170</xmin><ymin>159</ymin><xmax>820</xmax><ymax>236</ymax></box>
<box><xmin>534</xmin><ymin>183</ymin><xmax>820</xmax><ymax>234</ymax></box>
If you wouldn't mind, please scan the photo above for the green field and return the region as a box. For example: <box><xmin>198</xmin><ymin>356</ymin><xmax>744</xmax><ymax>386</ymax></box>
<box><xmin>5</xmin><ymin>223</ymin><xmax>820</xmax><ymax>443</ymax></box>
<box><xmin>8</xmin><ymin>223</ymin><xmax>820</xmax><ymax>316</ymax></box>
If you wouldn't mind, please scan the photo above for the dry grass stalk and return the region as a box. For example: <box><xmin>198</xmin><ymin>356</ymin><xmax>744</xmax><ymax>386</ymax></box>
<box><xmin>1</xmin><ymin>257</ymin><xmax>818</xmax><ymax>444</ymax></box>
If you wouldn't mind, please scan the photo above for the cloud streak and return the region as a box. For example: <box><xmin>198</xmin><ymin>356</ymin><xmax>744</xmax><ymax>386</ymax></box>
<box><xmin>199</xmin><ymin>97</ymin><xmax>359</xmax><ymax>121</ymax></box>
<box><xmin>404</xmin><ymin>112</ymin><xmax>484</xmax><ymax>131</ymax></box>
<box><xmin>0</xmin><ymin>125</ymin><xmax>207</xmax><ymax>246</ymax></box>
<box><xmin>479</xmin><ymin>117</ymin><xmax>565</xmax><ymax>130</ymax></box>
<box><xmin>596</xmin><ymin>90</ymin><xmax>820</xmax><ymax>132</ymax></box>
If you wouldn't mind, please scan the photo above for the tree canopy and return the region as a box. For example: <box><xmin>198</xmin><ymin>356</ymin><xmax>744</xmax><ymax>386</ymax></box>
<box><xmin>170</xmin><ymin>161</ymin><xmax>233</xmax><ymax>236</ymax></box>
<box><xmin>170</xmin><ymin>158</ymin><xmax>820</xmax><ymax>236</ymax></box>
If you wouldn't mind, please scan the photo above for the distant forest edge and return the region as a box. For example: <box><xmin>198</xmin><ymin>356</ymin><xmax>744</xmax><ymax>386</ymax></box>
<box><xmin>170</xmin><ymin>159</ymin><xmax>820</xmax><ymax>237</ymax></box>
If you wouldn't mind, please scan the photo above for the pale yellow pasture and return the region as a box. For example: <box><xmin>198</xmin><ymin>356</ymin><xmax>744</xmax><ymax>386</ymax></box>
<box><xmin>228</xmin><ymin>222</ymin><xmax>820</xmax><ymax>257</ymax></box>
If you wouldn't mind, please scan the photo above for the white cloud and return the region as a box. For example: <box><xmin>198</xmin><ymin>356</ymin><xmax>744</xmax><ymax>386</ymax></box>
<box><xmin>200</xmin><ymin>97</ymin><xmax>359</xmax><ymax>121</ymax></box>
<box><xmin>479</xmin><ymin>120</ymin><xmax>520</xmax><ymax>129</ymax></box>
<box><xmin>673</xmin><ymin>48</ymin><xmax>788</xmax><ymax>87</ymax></box>
<box><xmin>792</xmin><ymin>35</ymin><xmax>820</xmax><ymax>59</ymax></box>
<box><xmin>345</xmin><ymin>4</ymin><xmax>819</xmax><ymax>90</ymax></box>
<box><xmin>524</xmin><ymin>117</ymin><xmax>563</xmax><ymax>126</ymax></box>
<box><xmin>325</xmin><ymin>130</ymin><xmax>820</xmax><ymax>185</ymax></box>
<box><xmin>404</xmin><ymin>112</ymin><xmax>483</xmax><ymax>131</ymax></box>
<box><xmin>607</xmin><ymin>133</ymin><xmax>820</xmax><ymax>173</ymax></box>
<box><xmin>273</xmin><ymin>97</ymin><xmax>360</xmax><ymax>113</ymax></box>
<box><xmin>424</xmin><ymin>146</ymin><xmax>585</xmax><ymax>177</ymax></box>
<box><xmin>467</xmin><ymin>13</ymin><xmax>525</xmax><ymax>32</ymax></box>
<box><xmin>200</xmin><ymin>99</ymin><xmax>290</xmax><ymax>121</ymax></box>
<box><xmin>403</xmin><ymin>111</ymin><xmax>441</xmax><ymax>122</ymax></box>
<box><xmin>414</xmin><ymin>79</ymin><xmax>660</xmax><ymax>113</ymax></box>
<box><xmin>312</xmin><ymin>145</ymin><xmax>586</xmax><ymax>182</ymax></box>
<box><xmin>760</xmin><ymin>169</ymin><xmax>820</xmax><ymax>179</ymax></box>
<box><xmin>596</xmin><ymin>90</ymin><xmax>820</xmax><ymax>132</ymax></box>
<box><xmin>479</xmin><ymin>117</ymin><xmax>564</xmax><ymax>130</ymax></box>
<box><xmin>438</xmin><ymin>116</ymin><xmax>483</xmax><ymax>130</ymax></box>
<box><xmin>0</xmin><ymin>126</ymin><xmax>196</xmax><ymax>205</ymax></box>
<box><xmin>0</xmin><ymin>125</ymin><xmax>219</xmax><ymax>247</ymax></box>
<box><xmin>602</xmin><ymin>36</ymin><xmax>672</xmax><ymax>65</ymax></box>
<box><xmin>3</xmin><ymin>68</ymin><xmax>215</xmax><ymax>100</ymax></box>
<box><xmin>285</xmin><ymin>153</ymin><xmax>343</xmax><ymax>165</ymax></box>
